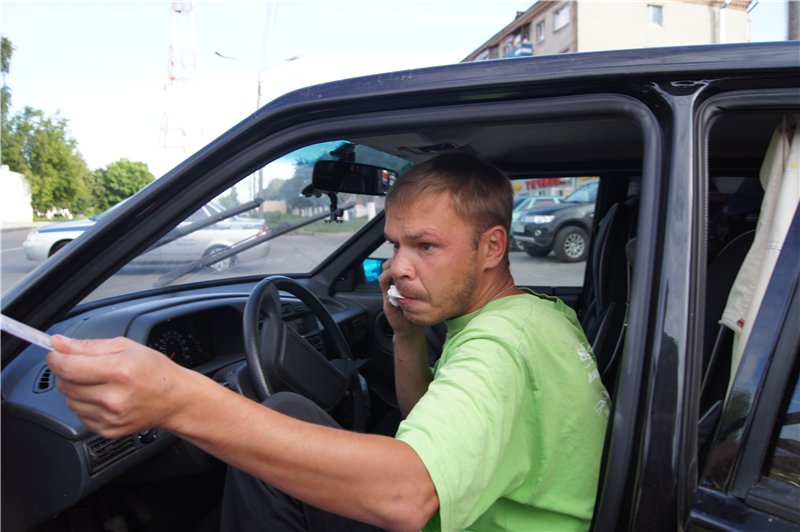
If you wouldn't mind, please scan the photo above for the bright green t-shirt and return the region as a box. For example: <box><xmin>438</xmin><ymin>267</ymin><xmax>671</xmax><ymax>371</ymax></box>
<box><xmin>395</xmin><ymin>291</ymin><xmax>610</xmax><ymax>531</ymax></box>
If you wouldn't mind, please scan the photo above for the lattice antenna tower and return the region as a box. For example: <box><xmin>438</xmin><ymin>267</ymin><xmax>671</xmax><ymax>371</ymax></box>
<box><xmin>160</xmin><ymin>1</ymin><xmax>201</xmax><ymax>153</ymax></box>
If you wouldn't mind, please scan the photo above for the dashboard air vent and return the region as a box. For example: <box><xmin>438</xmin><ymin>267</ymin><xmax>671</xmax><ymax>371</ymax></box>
<box><xmin>85</xmin><ymin>435</ymin><xmax>137</xmax><ymax>474</ymax></box>
<box><xmin>33</xmin><ymin>366</ymin><xmax>55</xmax><ymax>393</ymax></box>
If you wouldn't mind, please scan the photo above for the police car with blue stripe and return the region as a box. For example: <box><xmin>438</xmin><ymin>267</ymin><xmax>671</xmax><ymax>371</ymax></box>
<box><xmin>23</xmin><ymin>201</ymin><xmax>270</xmax><ymax>271</ymax></box>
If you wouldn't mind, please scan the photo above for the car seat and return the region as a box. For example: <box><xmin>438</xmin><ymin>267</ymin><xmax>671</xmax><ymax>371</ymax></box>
<box><xmin>581</xmin><ymin>197</ymin><xmax>638</xmax><ymax>391</ymax></box>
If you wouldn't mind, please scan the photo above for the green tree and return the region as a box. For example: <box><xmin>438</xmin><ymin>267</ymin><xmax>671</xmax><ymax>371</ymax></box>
<box><xmin>276</xmin><ymin>158</ymin><xmax>327</xmax><ymax>211</ymax></box>
<box><xmin>93</xmin><ymin>158</ymin><xmax>154</xmax><ymax>212</ymax></box>
<box><xmin>2</xmin><ymin>106</ymin><xmax>93</xmax><ymax>214</ymax></box>
<box><xmin>217</xmin><ymin>187</ymin><xmax>240</xmax><ymax>210</ymax></box>
<box><xmin>263</xmin><ymin>176</ymin><xmax>285</xmax><ymax>200</ymax></box>
<box><xmin>1</xmin><ymin>35</ymin><xmax>13</xmax><ymax>130</ymax></box>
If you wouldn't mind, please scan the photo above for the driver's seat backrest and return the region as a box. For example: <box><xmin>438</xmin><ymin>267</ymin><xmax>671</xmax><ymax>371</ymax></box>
<box><xmin>581</xmin><ymin>198</ymin><xmax>637</xmax><ymax>390</ymax></box>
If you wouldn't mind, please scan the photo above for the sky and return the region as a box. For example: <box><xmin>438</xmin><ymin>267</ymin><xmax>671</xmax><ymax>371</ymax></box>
<box><xmin>0</xmin><ymin>1</ymin><xmax>790</xmax><ymax>178</ymax></box>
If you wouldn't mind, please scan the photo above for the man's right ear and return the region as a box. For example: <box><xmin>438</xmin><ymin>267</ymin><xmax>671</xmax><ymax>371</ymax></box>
<box><xmin>480</xmin><ymin>225</ymin><xmax>508</xmax><ymax>269</ymax></box>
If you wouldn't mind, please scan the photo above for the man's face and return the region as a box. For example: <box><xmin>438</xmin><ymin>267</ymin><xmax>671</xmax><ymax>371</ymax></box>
<box><xmin>384</xmin><ymin>192</ymin><xmax>482</xmax><ymax>326</ymax></box>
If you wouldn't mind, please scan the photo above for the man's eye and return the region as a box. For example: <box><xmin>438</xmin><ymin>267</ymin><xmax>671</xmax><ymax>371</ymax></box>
<box><xmin>420</xmin><ymin>243</ymin><xmax>433</xmax><ymax>251</ymax></box>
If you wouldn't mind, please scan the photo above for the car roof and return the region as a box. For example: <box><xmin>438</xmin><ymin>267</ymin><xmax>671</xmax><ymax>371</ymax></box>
<box><xmin>275</xmin><ymin>43</ymin><xmax>797</xmax><ymax>109</ymax></box>
<box><xmin>254</xmin><ymin>43</ymin><xmax>791</xmax><ymax>180</ymax></box>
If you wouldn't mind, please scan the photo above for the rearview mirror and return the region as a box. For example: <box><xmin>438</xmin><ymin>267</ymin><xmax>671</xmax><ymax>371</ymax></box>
<box><xmin>312</xmin><ymin>160</ymin><xmax>397</xmax><ymax>196</ymax></box>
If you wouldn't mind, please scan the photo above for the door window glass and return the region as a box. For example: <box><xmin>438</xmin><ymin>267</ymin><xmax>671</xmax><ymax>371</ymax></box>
<box><xmin>510</xmin><ymin>177</ymin><xmax>597</xmax><ymax>287</ymax></box>
<box><xmin>83</xmin><ymin>141</ymin><xmax>409</xmax><ymax>302</ymax></box>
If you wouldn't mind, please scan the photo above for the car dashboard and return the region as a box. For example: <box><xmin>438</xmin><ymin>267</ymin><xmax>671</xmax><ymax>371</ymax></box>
<box><xmin>1</xmin><ymin>288</ymin><xmax>369</xmax><ymax>530</ymax></box>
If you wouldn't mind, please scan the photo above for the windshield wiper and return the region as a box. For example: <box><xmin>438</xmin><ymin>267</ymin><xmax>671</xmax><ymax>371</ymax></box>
<box><xmin>146</xmin><ymin>198</ymin><xmax>265</xmax><ymax>252</ymax></box>
<box><xmin>153</xmin><ymin>201</ymin><xmax>355</xmax><ymax>288</ymax></box>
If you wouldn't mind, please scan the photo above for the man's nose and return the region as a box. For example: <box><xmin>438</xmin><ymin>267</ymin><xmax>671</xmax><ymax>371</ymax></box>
<box><xmin>390</xmin><ymin>248</ymin><xmax>414</xmax><ymax>280</ymax></box>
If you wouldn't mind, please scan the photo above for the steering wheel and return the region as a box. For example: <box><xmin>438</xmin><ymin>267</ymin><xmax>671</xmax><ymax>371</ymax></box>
<box><xmin>243</xmin><ymin>275</ymin><xmax>368</xmax><ymax>430</ymax></box>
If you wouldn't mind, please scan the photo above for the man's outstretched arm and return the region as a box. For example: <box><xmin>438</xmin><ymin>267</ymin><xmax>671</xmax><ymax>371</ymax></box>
<box><xmin>47</xmin><ymin>335</ymin><xmax>438</xmax><ymax>531</ymax></box>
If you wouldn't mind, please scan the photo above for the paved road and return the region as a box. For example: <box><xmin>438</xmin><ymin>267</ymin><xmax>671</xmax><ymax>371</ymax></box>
<box><xmin>1</xmin><ymin>229</ymin><xmax>36</xmax><ymax>295</ymax></box>
<box><xmin>1</xmin><ymin>229</ymin><xmax>584</xmax><ymax>300</ymax></box>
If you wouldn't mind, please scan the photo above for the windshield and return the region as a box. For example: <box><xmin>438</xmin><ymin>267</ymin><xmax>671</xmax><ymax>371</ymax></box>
<box><xmin>84</xmin><ymin>141</ymin><xmax>411</xmax><ymax>303</ymax></box>
<box><xmin>564</xmin><ymin>182</ymin><xmax>598</xmax><ymax>203</ymax></box>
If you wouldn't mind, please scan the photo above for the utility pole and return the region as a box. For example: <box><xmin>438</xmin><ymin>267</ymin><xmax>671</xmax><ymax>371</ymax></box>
<box><xmin>214</xmin><ymin>52</ymin><xmax>300</xmax><ymax>207</ymax></box>
<box><xmin>789</xmin><ymin>0</ymin><xmax>799</xmax><ymax>40</ymax></box>
<box><xmin>160</xmin><ymin>1</ymin><xmax>201</xmax><ymax>155</ymax></box>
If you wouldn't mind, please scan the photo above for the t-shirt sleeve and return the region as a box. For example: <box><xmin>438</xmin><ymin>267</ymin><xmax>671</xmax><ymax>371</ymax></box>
<box><xmin>395</xmin><ymin>332</ymin><xmax>528</xmax><ymax>531</ymax></box>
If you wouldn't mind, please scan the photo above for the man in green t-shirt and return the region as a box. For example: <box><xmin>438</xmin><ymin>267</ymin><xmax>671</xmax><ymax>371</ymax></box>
<box><xmin>384</xmin><ymin>153</ymin><xmax>609</xmax><ymax>530</ymax></box>
<box><xmin>47</xmin><ymin>152</ymin><xmax>609</xmax><ymax>531</ymax></box>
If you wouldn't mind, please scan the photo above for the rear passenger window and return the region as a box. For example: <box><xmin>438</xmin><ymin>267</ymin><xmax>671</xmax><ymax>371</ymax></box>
<box><xmin>695</xmin><ymin>106</ymin><xmax>800</xmax><ymax>529</ymax></box>
<box><xmin>699</xmin><ymin>111</ymin><xmax>795</xmax><ymax>446</ymax></box>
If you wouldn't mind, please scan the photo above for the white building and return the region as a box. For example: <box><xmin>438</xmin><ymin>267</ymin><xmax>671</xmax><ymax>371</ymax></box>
<box><xmin>0</xmin><ymin>165</ymin><xmax>33</xmax><ymax>224</ymax></box>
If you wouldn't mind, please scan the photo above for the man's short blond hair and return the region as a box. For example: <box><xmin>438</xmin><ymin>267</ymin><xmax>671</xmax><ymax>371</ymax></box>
<box><xmin>386</xmin><ymin>152</ymin><xmax>513</xmax><ymax>249</ymax></box>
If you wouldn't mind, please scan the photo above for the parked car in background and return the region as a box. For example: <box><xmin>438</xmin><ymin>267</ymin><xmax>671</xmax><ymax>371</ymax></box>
<box><xmin>514</xmin><ymin>195</ymin><xmax>562</xmax><ymax>211</ymax></box>
<box><xmin>2</xmin><ymin>43</ymin><xmax>799</xmax><ymax>532</ymax></box>
<box><xmin>513</xmin><ymin>181</ymin><xmax>598</xmax><ymax>261</ymax></box>
<box><xmin>23</xmin><ymin>201</ymin><xmax>270</xmax><ymax>271</ymax></box>
<box><xmin>510</xmin><ymin>195</ymin><xmax>563</xmax><ymax>250</ymax></box>
<box><xmin>516</xmin><ymin>195</ymin><xmax>563</xmax><ymax>210</ymax></box>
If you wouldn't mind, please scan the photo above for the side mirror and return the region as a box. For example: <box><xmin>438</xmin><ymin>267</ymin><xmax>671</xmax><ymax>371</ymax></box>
<box><xmin>312</xmin><ymin>160</ymin><xmax>397</xmax><ymax>196</ymax></box>
<box><xmin>362</xmin><ymin>258</ymin><xmax>385</xmax><ymax>283</ymax></box>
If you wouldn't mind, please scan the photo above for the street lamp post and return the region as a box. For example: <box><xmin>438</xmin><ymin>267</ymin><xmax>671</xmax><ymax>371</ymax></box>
<box><xmin>214</xmin><ymin>52</ymin><xmax>301</xmax><ymax>211</ymax></box>
<box><xmin>215</xmin><ymin>51</ymin><xmax>300</xmax><ymax>109</ymax></box>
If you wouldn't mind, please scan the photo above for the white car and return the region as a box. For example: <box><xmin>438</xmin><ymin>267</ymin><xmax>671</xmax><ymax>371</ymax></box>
<box><xmin>23</xmin><ymin>201</ymin><xmax>270</xmax><ymax>271</ymax></box>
